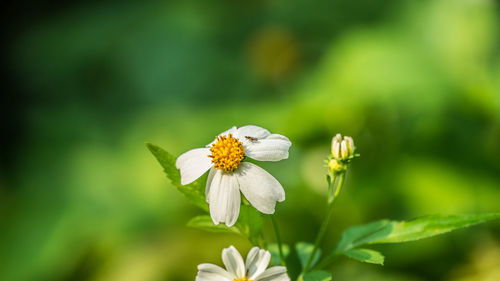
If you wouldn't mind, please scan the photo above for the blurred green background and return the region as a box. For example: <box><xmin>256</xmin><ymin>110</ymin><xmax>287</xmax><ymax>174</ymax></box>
<box><xmin>1</xmin><ymin>0</ymin><xmax>500</xmax><ymax>280</ymax></box>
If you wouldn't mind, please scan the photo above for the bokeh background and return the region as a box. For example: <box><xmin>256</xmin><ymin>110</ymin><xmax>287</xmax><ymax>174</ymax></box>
<box><xmin>2</xmin><ymin>0</ymin><xmax>500</xmax><ymax>280</ymax></box>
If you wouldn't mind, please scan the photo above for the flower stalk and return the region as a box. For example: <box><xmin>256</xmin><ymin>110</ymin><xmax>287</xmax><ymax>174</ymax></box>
<box><xmin>303</xmin><ymin>172</ymin><xmax>345</xmax><ymax>273</ymax></box>
<box><xmin>303</xmin><ymin>134</ymin><xmax>356</xmax><ymax>274</ymax></box>
<box><xmin>271</xmin><ymin>214</ymin><xmax>287</xmax><ymax>267</ymax></box>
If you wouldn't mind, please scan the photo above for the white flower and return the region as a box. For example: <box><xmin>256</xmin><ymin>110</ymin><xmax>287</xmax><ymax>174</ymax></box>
<box><xmin>196</xmin><ymin>245</ymin><xmax>290</xmax><ymax>281</ymax></box>
<box><xmin>176</xmin><ymin>125</ymin><xmax>292</xmax><ymax>227</ymax></box>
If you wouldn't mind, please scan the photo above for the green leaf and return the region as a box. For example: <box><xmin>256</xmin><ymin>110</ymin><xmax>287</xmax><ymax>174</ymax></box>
<box><xmin>186</xmin><ymin>206</ymin><xmax>265</xmax><ymax>245</ymax></box>
<box><xmin>234</xmin><ymin>205</ymin><xmax>265</xmax><ymax>245</ymax></box>
<box><xmin>296</xmin><ymin>242</ymin><xmax>321</xmax><ymax>269</ymax></box>
<box><xmin>369</xmin><ymin>214</ymin><xmax>500</xmax><ymax>244</ymax></box>
<box><xmin>300</xmin><ymin>270</ymin><xmax>332</xmax><ymax>281</ymax></box>
<box><xmin>335</xmin><ymin>219</ymin><xmax>391</xmax><ymax>252</ymax></box>
<box><xmin>343</xmin><ymin>248</ymin><xmax>384</xmax><ymax>265</ymax></box>
<box><xmin>268</xmin><ymin>243</ymin><xmax>290</xmax><ymax>266</ymax></box>
<box><xmin>187</xmin><ymin>216</ymin><xmax>240</xmax><ymax>234</ymax></box>
<box><xmin>146</xmin><ymin>143</ymin><xmax>208</xmax><ymax>211</ymax></box>
<box><xmin>336</xmin><ymin>213</ymin><xmax>500</xmax><ymax>252</ymax></box>
<box><xmin>146</xmin><ymin>143</ymin><xmax>181</xmax><ymax>186</ymax></box>
<box><xmin>337</xmin><ymin>213</ymin><xmax>500</xmax><ymax>252</ymax></box>
<box><xmin>332</xmin><ymin>213</ymin><xmax>500</xmax><ymax>266</ymax></box>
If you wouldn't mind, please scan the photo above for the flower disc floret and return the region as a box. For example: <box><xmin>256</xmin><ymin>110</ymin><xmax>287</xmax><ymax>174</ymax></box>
<box><xmin>209</xmin><ymin>134</ymin><xmax>246</xmax><ymax>173</ymax></box>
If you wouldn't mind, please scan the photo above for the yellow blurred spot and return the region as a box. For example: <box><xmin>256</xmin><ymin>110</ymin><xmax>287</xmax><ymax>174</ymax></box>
<box><xmin>448</xmin><ymin>237</ymin><xmax>500</xmax><ymax>281</ymax></box>
<box><xmin>247</xmin><ymin>27</ymin><xmax>300</xmax><ymax>81</ymax></box>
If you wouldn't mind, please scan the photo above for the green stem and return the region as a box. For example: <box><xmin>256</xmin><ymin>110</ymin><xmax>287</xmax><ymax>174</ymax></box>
<box><xmin>271</xmin><ymin>214</ymin><xmax>286</xmax><ymax>266</ymax></box>
<box><xmin>257</xmin><ymin>234</ymin><xmax>266</xmax><ymax>249</ymax></box>
<box><xmin>303</xmin><ymin>173</ymin><xmax>345</xmax><ymax>273</ymax></box>
<box><xmin>315</xmin><ymin>252</ymin><xmax>340</xmax><ymax>270</ymax></box>
<box><xmin>333</xmin><ymin>173</ymin><xmax>345</xmax><ymax>199</ymax></box>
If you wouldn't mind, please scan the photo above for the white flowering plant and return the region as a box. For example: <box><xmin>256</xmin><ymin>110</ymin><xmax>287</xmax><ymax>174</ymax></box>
<box><xmin>147</xmin><ymin>125</ymin><xmax>499</xmax><ymax>281</ymax></box>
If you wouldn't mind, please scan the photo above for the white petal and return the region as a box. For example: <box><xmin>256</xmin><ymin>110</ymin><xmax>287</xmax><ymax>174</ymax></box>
<box><xmin>175</xmin><ymin>148</ymin><xmax>213</xmax><ymax>185</ymax></box>
<box><xmin>235</xmin><ymin>162</ymin><xmax>285</xmax><ymax>214</ymax></box>
<box><xmin>196</xmin><ymin>263</ymin><xmax>234</xmax><ymax>281</ymax></box>
<box><xmin>206</xmin><ymin>126</ymin><xmax>238</xmax><ymax>147</ymax></box>
<box><xmin>205</xmin><ymin>168</ymin><xmax>217</xmax><ymax>202</ymax></box>
<box><xmin>222</xmin><ymin>246</ymin><xmax>246</xmax><ymax>278</ymax></box>
<box><xmin>340</xmin><ymin>140</ymin><xmax>348</xmax><ymax>158</ymax></box>
<box><xmin>244</xmin><ymin>135</ymin><xmax>291</xmax><ymax>162</ymax></box>
<box><xmin>208</xmin><ymin>171</ymin><xmax>241</xmax><ymax>227</ymax></box>
<box><xmin>246</xmin><ymin>247</ymin><xmax>271</xmax><ymax>280</ymax></box>
<box><xmin>245</xmin><ymin>247</ymin><xmax>260</xmax><ymax>267</ymax></box>
<box><xmin>254</xmin><ymin>266</ymin><xmax>290</xmax><ymax>281</ymax></box>
<box><xmin>265</xmin><ymin>134</ymin><xmax>291</xmax><ymax>141</ymax></box>
<box><xmin>236</xmin><ymin>125</ymin><xmax>271</xmax><ymax>139</ymax></box>
<box><xmin>220</xmin><ymin>126</ymin><xmax>238</xmax><ymax>136</ymax></box>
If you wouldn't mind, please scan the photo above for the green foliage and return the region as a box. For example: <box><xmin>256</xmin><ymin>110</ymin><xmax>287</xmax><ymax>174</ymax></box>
<box><xmin>184</xmin><ymin>204</ymin><xmax>265</xmax><ymax>246</ymax></box>
<box><xmin>368</xmin><ymin>214</ymin><xmax>500</xmax><ymax>244</ymax></box>
<box><xmin>333</xmin><ymin>213</ymin><xmax>500</xmax><ymax>266</ymax></box>
<box><xmin>343</xmin><ymin>248</ymin><xmax>384</xmax><ymax>265</ymax></box>
<box><xmin>299</xmin><ymin>270</ymin><xmax>332</xmax><ymax>281</ymax></box>
<box><xmin>236</xmin><ymin>205</ymin><xmax>265</xmax><ymax>243</ymax></box>
<box><xmin>188</xmin><ymin>204</ymin><xmax>266</xmax><ymax>245</ymax></box>
<box><xmin>268</xmin><ymin>243</ymin><xmax>290</xmax><ymax>266</ymax></box>
<box><xmin>335</xmin><ymin>220</ymin><xmax>390</xmax><ymax>252</ymax></box>
<box><xmin>296</xmin><ymin>242</ymin><xmax>321</xmax><ymax>269</ymax></box>
<box><xmin>146</xmin><ymin>143</ymin><xmax>208</xmax><ymax>211</ymax></box>
<box><xmin>187</xmin><ymin>216</ymin><xmax>240</xmax><ymax>234</ymax></box>
<box><xmin>145</xmin><ymin>143</ymin><xmax>181</xmax><ymax>186</ymax></box>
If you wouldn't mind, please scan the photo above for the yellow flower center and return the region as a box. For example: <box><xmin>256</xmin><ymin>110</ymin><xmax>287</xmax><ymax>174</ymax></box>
<box><xmin>209</xmin><ymin>134</ymin><xmax>245</xmax><ymax>173</ymax></box>
<box><xmin>234</xmin><ymin>278</ymin><xmax>252</xmax><ymax>281</ymax></box>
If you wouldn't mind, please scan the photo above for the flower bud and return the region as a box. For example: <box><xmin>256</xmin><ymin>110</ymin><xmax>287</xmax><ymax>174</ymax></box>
<box><xmin>331</xmin><ymin>134</ymin><xmax>355</xmax><ymax>161</ymax></box>
<box><xmin>344</xmin><ymin>136</ymin><xmax>354</xmax><ymax>156</ymax></box>
<box><xmin>331</xmin><ymin>134</ymin><xmax>342</xmax><ymax>159</ymax></box>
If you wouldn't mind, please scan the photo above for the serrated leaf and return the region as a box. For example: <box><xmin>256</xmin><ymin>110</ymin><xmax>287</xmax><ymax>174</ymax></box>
<box><xmin>146</xmin><ymin>143</ymin><xmax>208</xmax><ymax>211</ymax></box>
<box><xmin>343</xmin><ymin>248</ymin><xmax>384</xmax><ymax>265</ymax></box>
<box><xmin>332</xmin><ymin>213</ymin><xmax>500</xmax><ymax>266</ymax></box>
<box><xmin>268</xmin><ymin>243</ymin><xmax>290</xmax><ymax>266</ymax></box>
<box><xmin>296</xmin><ymin>242</ymin><xmax>321</xmax><ymax>269</ymax></box>
<box><xmin>146</xmin><ymin>143</ymin><xmax>181</xmax><ymax>186</ymax></box>
<box><xmin>187</xmin><ymin>216</ymin><xmax>240</xmax><ymax>234</ymax></box>
<box><xmin>300</xmin><ymin>270</ymin><xmax>332</xmax><ymax>281</ymax></box>
<box><xmin>369</xmin><ymin>214</ymin><xmax>500</xmax><ymax>244</ymax></box>
<box><xmin>336</xmin><ymin>213</ymin><xmax>500</xmax><ymax>253</ymax></box>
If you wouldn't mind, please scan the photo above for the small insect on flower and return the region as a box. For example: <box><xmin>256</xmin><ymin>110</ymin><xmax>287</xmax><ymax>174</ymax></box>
<box><xmin>176</xmin><ymin>125</ymin><xmax>292</xmax><ymax>227</ymax></box>
<box><xmin>245</xmin><ymin>136</ymin><xmax>259</xmax><ymax>142</ymax></box>
<box><xmin>196</xmin><ymin>245</ymin><xmax>290</xmax><ymax>281</ymax></box>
